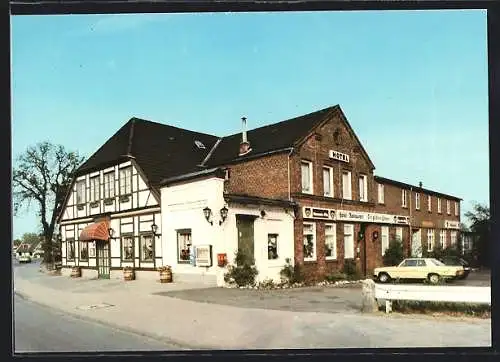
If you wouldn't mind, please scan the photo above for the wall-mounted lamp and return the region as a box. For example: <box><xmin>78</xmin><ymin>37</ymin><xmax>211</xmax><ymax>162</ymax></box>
<box><xmin>57</xmin><ymin>234</ymin><xmax>62</xmax><ymax>243</ymax></box>
<box><xmin>108</xmin><ymin>227</ymin><xmax>115</xmax><ymax>239</ymax></box>
<box><xmin>203</xmin><ymin>206</ymin><xmax>213</xmax><ymax>225</ymax></box>
<box><xmin>151</xmin><ymin>223</ymin><xmax>160</xmax><ymax>237</ymax></box>
<box><xmin>372</xmin><ymin>230</ymin><xmax>379</xmax><ymax>241</ymax></box>
<box><xmin>260</xmin><ymin>209</ymin><xmax>266</xmax><ymax>218</ymax></box>
<box><xmin>219</xmin><ymin>206</ymin><xmax>229</xmax><ymax>225</ymax></box>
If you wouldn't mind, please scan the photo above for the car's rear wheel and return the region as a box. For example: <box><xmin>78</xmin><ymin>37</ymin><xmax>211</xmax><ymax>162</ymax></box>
<box><xmin>378</xmin><ymin>272</ymin><xmax>390</xmax><ymax>283</ymax></box>
<box><xmin>428</xmin><ymin>273</ymin><xmax>441</xmax><ymax>285</ymax></box>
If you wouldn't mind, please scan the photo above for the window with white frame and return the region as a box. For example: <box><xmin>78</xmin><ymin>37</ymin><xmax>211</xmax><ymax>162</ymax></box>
<box><xmin>428</xmin><ymin>195</ymin><xmax>432</xmax><ymax>212</ymax></box>
<box><xmin>67</xmin><ymin>239</ymin><xmax>75</xmax><ymax>260</ymax></box>
<box><xmin>415</xmin><ymin>193</ymin><xmax>420</xmax><ymax>210</ymax></box>
<box><xmin>323</xmin><ymin>166</ymin><xmax>333</xmax><ymax>197</ymax></box>
<box><xmin>381</xmin><ymin>226</ymin><xmax>389</xmax><ymax>256</ymax></box>
<box><xmin>90</xmin><ymin>176</ymin><xmax>100</xmax><ymax>202</ymax></box>
<box><xmin>303</xmin><ymin>223</ymin><xmax>316</xmax><ymax>261</ymax></box>
<box><xmin>76</xmin><ymin>180</ymin><xmax>86</xmax><ymax>204</ymax></box>
<box><xmin>103</xmin><ymin>172</ymin><xmax>115</xmax><ymax>199</ymax></box>
<box><xmin>359</xmin><ymin>174</ymin><xmax>368</xmax><ymax>202</ymax></box>
<box><xmin>402</xmin><ymin>189</ymin><xmax>407</xmax><ymax>207</ymax></box>
<box><xmin>140</xmin><ymin>234</ymin><xmax>154</xmax><ymax>261</ymax></box>
<box><xmin>120</xmin><ymin>167</ymin><xmax>132</xmax><ymax>195</ymax></box>
<box><xmin>79</xmin><ymin>241</ymin><xmax>88</xmax><ymax>260</ymax></box>
<box><xmin>427</xmin><ymin>229</ymin><xmax>435</xmax><ymax>251</ymax></box>
<box><xmin>455</xmin><ymin>201</ymin><xmax>459</xmax><ymax>216</ymax></box>
<box><xmin>440</xmin><ymin>230</ymin><xmax>446</xmax><ymax>249</ymax></box>
<box><xmin>342</xmin><ymin>171</ymin><xmax>352</xmax><ymax>200</ymax></box>
<box><xmin>268</xmin><ymin>234</ymin><xmax>279</xmax><ymax>260</ymax></box>
<box><xmin>450</xmin><ymin>231</ymin><xmax>457</xmax><ymax>246</ymax></box>
<box><xmin>343</xmin><ymin>224</ymin><xmax>354</xmax><ymax>259</ymax></box>
<box><xmin>122</xmin><ymin>235</ymin><xmax>134</xmax><ymax>260</ymax></box>
<box><xmin>301</xmin><ymin>161</ymin><xmax>313</xmax><ymax>194</ymax></box>
<box><xmin>446</xmin><ymin>200</ymin><xmax>451</xmax><ymax>215</ymax></box>
<box><xmin>437</xmin><ymin>198</ymin><xmax>442</xmax><ymax>213</ymax></box>
<box><xmin>378</xmin><ymin>183</ymin><xmax>385</xmax><ymax>204</ymax></box>
<box><xmin>325</xmin><ymin>224</ymin><xmax>337</xmax><ymax>259</ymax></box>
<box><xmin>396</xmin><ymin>227</ymin><xmax>403</xmax><ymax>242</ymax></box>
<box><xmin>177</xmin><ymin>229</ymin><xmax>192</xmax><ymax>263</ymax></box>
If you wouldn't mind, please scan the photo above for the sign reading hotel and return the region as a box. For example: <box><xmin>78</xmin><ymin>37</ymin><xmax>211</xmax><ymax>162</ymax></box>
<box><xmin>302</xmin><ymin>207</ymin><xmax>409</xmax><ymax>225</ymax></box>
<box><xmin>329</xmin><ymin>150</ymin><xmax>350</xmax><ymax>163</ymax></box>
<box><xmin>444</xmin><ymin>220</ymin><xmax>460</xmax><ymax>229</ymax></box>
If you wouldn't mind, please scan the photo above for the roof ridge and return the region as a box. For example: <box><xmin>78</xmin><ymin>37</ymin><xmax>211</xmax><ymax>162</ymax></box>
<box><xmin>130</xmin><ymin>116</ymin><xmax>219</xmax><ymax>139</ymax></box>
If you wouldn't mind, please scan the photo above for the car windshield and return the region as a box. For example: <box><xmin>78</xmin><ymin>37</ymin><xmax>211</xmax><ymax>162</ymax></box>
<box><xmin>429</xmin><ymin>258</ymin><xmax>445</xmax><ymax>266</ymax></box>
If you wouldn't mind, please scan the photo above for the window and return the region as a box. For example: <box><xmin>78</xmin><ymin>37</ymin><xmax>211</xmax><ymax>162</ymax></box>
<box><xmin>76</xmin><ymin>180</ymin><xmax>86</xmax><ymax>204</ymax></box>
<box><xmin>323</xmin><ymin>167</ymin><xmax>333</xmax><ymax>197</ymax></box>
<box><xmin>402</xmin><ymin>259</ymin><xmax>417</xmax><ymax>267</ymax></box>
<box><xmin>450</xmin><ymin>231</ymin><xmax>457</xmax><ymax>246</ymax></box>
<box><xmin>343</xmin><ymin>224</ymin><xmax>354</xmax><ymax>259</ymax></box>
<box><xmin>120</xmin><ymin>167</ymin><xmax>132</xmax><ymax>195</ymax></box>
<box><xmin>325</xmin><ymin>224</ymin><xmax>337</xmax><ymax>259</ymax></box>
<box><xmin>415</xmin><ymin>193</ymin><xmax>420</xmax><ymax>210</ymax></box>
<box><xmin>301</xmin><ymin>161</ymin><xmax>313</xmax><ymax>194</ymax></box>
<box><xmin>303</xmin><ymin>223</ymin><xmax>316</xmax><ymax>261</ymax></box>
<box><xmin>401</xmin><ymin>189</ymin><xmax>407</xmax><ymax>207</ymax></box>
<box><xmin>417</xmin><ymin>259</ymin><xmax>427</xmax><ymax>267</ymax></box>
<box><xmin>79</xmin><ymin>241</ymin><xmax>88</xmax><ymax>260</ymax></box>
<box><xmin>455</xmin><ymin>201</ymin><xmax>459</xmax><ymax>216</ymax></box>
<box><xmin>103</xmin><ymin>172</ymin><xmax>115</xmax><ymax>198</ymax></box>
<box><xmin>396</xmin><ymin>227</ymin><xmax>403</xmax><ymax>242</ymax></box>
<box><xmin>427</xmin><ymin>229</ymin><xmax>434</xmax><ymax>251</ymax></box>
<box><xmin>67</xmin><ymin>239</ymin><xmax>75</xmax><ymax>260</ymax></box>
<box><xmin>358</xmin><ymin>174</ymin><xmax>368</xmax><ymax>202</ymax></box>
<box><xmin>440</xmin><ymin>230</ymin><xmax>446</xmax><ymax>249</ymax></box>
<box><xmin>446</xmin><ymin>200</ymin><xmax>451</xmax><ymax>215</ymax></box>
<box><xmin>378</xmin><ymin>183</ymin><xmax>385</xmax><ymax>204</ymax></box>
<box><xmin>381</xmin><ymin>226</ymin><xmax>389</xmax><ymax>256</ymax></box>
<box><xmin>122</xmin><ymin>235</ymin><xmax>134</xmax><ymax>260</ymax></box>
<box><xmin>140</xmin><ymin>234</ymin><xmax>154</xmax><ymax>261</ymax></box>
<box><xmin>437</xmin><ymin>198</ymin><xmax>442</xmax><ymax>213</ymax></box>
<box><xmin>342</xmin><ymin>171</ymin><xmax>352</xmax><ymax>200</ymax></box>
<box><xmin>268</xmin><ymin>234</ymin><xmax>278</xmax><ymax>260</ymax></box>
<box><xmin>90</xmin><ymin>176</ymin><xmax>100</xmax><ymax>202</ymax></box>
<box><xmin>177</xmin><ymin>229</ymin><xmax>192</xmax><ymax>263</ymax></box>
<box><xmin>194</xmin><ymin>140</ymin><xmax>206</xmax><ymax>149</ymax></box>
<box><xmin>428</xmin><ymin>195</ymin><xmax>432</xmax><ymax>212</ymax></box>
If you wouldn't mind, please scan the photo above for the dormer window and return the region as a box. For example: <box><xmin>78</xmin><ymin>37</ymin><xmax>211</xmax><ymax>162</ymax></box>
<box><xmin>194</xmin><ymin>140</ymin><xmax>206</xmax><ymax>149</ymax></box>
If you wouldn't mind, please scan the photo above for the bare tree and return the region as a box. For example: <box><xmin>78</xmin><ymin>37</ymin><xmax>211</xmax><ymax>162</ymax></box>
<box><xmin>13</xmin><ymin>141</ymin><xmax>84</xmax><ymax>266</ymax></box>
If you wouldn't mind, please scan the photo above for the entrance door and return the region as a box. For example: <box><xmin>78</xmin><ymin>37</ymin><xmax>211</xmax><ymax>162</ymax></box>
<box><xmin>96</xmin><ymin>240</ymin><xmax>110</xmax><ymax>279</ymax></box>
<box><xmin>236</xmin><ymin>215</ymin><xmax>255</xmax><ymax>264</ymax></box>
<box><xmin>411</xmin><ymin>229</ymin><xmax>422</xmax><ymax>257</ymax></box>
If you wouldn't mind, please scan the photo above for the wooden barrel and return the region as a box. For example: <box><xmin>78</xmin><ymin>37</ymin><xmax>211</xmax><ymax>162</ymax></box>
<box><xmin>159</xmin><ymin>267</ymin><xmax>172</xmax><ymax>283</ymax></box>
<box><xmin>123</xmin><ymin>269</ymin><xmax>135</xmax><ymax>281</ymax></box>
<box><xmin>71</xmin><ymin>267</ymin><xmax>81</xmax><ymax>278</ymax></box>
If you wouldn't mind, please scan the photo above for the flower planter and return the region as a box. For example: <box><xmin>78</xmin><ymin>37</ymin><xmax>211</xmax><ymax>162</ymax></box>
<box><xmin>158</xmin><ymin>266</ymin><xmax>172</xmax><ymax>283</ymax></box>
<box><xmin>123</xmin><ymin>268</ymin><xmax>135</xmax><ymax>281</ymax></box>
<box><xmin>70</xmin><ymin>266</ymin><xmax>81</xmax><ymax>278</ymax></box>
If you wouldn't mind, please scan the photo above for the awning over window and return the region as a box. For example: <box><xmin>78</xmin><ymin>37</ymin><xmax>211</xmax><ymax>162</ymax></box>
<box><xmin>79</xmin><ymin>221</ymin><xmax>110</xmax><ymax>241</ymax></box>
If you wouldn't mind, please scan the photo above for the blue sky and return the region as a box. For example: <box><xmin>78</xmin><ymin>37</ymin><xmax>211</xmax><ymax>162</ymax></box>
<box><xmin>11</xmin><ymin>10</ymin><xmax>488</xmax><ymax>239</ymax></box>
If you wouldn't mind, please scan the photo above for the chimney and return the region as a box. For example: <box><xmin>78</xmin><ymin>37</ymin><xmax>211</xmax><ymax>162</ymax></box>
<box><xmin>239</xmin><ymin>116</ymin><xmax>252</xmax><ymax>156</ymax></box>
<box><xmin>419</xmin><ymin>181</ymin><xmax>423</xmax><ymax>188</ymax></box>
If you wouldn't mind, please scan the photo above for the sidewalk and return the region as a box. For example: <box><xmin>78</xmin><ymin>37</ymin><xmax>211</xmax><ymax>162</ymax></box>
<box><xmin>14</xmin><ymin>269</ymin><xmax>492</xmax><ymax>349</ymax></box>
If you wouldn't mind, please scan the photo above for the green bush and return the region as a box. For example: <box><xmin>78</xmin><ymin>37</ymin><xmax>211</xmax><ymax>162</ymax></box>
<box><xmin>325</xmin><ymin>271</ymin><xmax>347</xmax><ymax>282</ymax></box>
<box><xmin>223</xmin><ymin>249</ymin><xmax>259</xmax><ymax>287</ymax></box>
<box><xmin>391</xmin><ymin>300</ymin><xmax>490</xmax><ymax>316</ymax></box>
<box><xmin>280</xmin><ymin>258</ymin><xmax>304</xmax><ymax>284</ymax></box>
<box><xmin>342</xmin><ymin>259</ymin><xmax>360</xmax><ymax>280</ymax></box>
<box><xmin>383</xmin><ymin>238</ymin><xmax>404</xmax><ymax>266</ymax></box>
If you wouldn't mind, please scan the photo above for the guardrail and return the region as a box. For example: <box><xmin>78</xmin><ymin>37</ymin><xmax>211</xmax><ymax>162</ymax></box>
<box><xmin>374</xmin><ymin>284</ymin><xmax>491</xmax><ymax>313</ymax></box>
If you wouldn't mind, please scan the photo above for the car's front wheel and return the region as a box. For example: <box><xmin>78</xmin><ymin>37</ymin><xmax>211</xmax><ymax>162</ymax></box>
<box><xmin>427</xmin><ymin>273</ymin><xmax>441</xmax><ymax>285</ymax></box>
<box><xmin>378</xmin><ymin>272</ymin><xmax>391</xmax><ymax>283</ymax></box>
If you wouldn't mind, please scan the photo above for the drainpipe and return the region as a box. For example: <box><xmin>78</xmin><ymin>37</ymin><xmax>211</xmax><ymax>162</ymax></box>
<box><xmin>287</xmin><ymin>148</ymin><xmax>294</xmax><ymax>201</ymax></box>
<box><xmin>409</xmin><ymin>186</ymin><xmax>413</xmax><ymax>257</ymax></box>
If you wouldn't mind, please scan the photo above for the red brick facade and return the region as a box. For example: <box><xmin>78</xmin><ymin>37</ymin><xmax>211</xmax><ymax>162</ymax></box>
<box><xmin>222</xmin><ymin>110</ymin><xmax>461</xmax><ymax>281</ymax></box>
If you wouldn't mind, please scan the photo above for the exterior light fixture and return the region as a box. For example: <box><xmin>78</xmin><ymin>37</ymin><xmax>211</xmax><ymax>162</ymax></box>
<box><xmin>260</xmin><ymin>209</ymin><xmax>266</xmax><ymax>218</ymax></box>
<box><xmin>203</xmin><ymin>206</ymin><xmax>213</xmax><ymax>225</ymax></box>
<box><xmin>219</xmin><ymin>206</ymin><xmax>229</xmax><ymax>225</ymax></box>
<box><xmin>108</xmin><ymin>227</ymin><xmax>115</xmax><ymax>238</ymax></box>
<box><xmin>151</xmin><ymin>223</ymin><xmax>159</xmax><ymax>236</ymax></box>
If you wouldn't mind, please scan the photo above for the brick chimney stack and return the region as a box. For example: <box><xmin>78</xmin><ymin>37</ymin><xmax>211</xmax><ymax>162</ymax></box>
<box><xmin>239</xmin><ymin>116</ymin><xmax>252</xmax><ymax>156</ymax></box>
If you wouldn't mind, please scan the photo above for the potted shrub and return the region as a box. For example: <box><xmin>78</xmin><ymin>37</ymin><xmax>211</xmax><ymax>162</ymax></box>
<box><xmin>158</xmin><ymin>265</ymin><xmax>172</xmax><ymax>283</ymax></box>
<box><xmin>123</xmin><ymin>266</ymin><xmax>135</xmax><ymax>281</ymax></box>
<box><xmin>70</xmin><ymin>266</ymin><xmax>81</xmax><ymax>278</ymax></box>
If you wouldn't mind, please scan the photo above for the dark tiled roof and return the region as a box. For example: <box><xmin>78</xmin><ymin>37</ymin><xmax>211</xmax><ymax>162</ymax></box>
<box><xmin>374</xmin><ymin>176</ymin><xmax>462</xmax><ymax>201</ymax></box>
<box><xmin>205</xmin><ymin>106</ymin><xmax>339</xmax><ymax>166</ymax></box>
<box><xmin>76</xmin><ymin>118</ymin><xmax>220</xmax><ymax>187</ymax></box>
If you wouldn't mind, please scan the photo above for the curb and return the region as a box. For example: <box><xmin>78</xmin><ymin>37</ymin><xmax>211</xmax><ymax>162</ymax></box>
<box><xmin>13</xmin><ymin>288</ymin><xmax>219</xmax><ymax>351</ymax></box>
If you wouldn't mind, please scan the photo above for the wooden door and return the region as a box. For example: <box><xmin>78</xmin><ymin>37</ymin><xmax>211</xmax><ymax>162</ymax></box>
<box><xmin>236</xmin><ymin>215</ymin><xmax>255</xmax><ymax>264</ymax></box>
<box><xmin>96</xmin><ymin>240</ymin><xmax>110</xmax><ymax>279</ymax></box>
